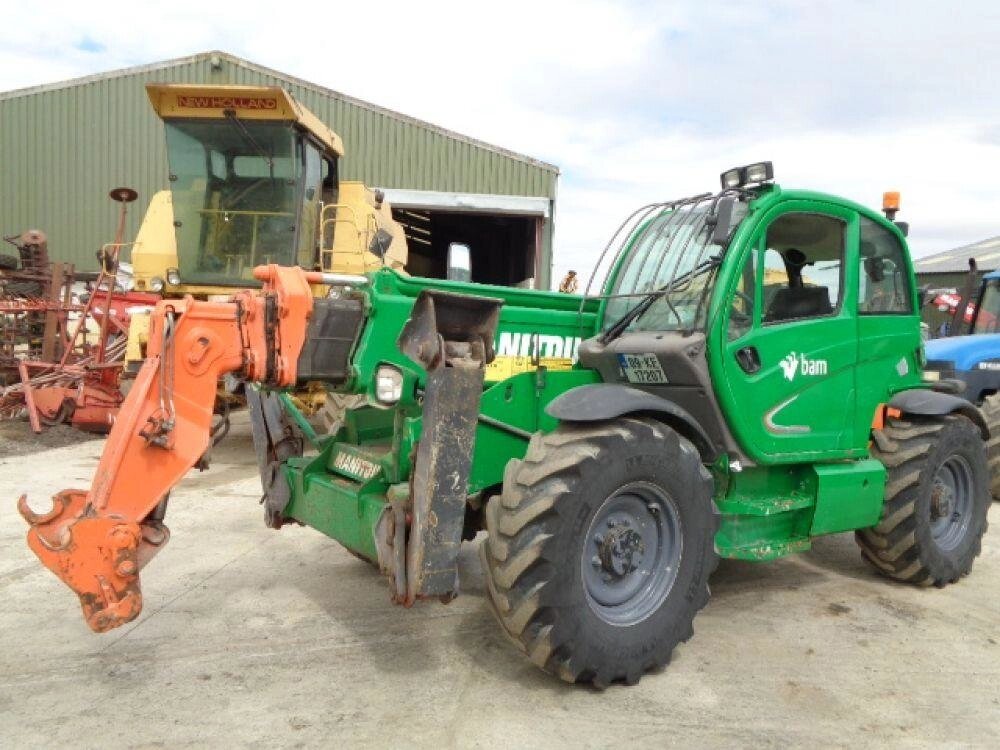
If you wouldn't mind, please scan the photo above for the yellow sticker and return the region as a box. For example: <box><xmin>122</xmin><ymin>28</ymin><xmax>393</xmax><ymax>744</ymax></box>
<box><xmin>485</xmin><ymin>356</ymin><xmax>574</xmax><ymax>381</ymax></box>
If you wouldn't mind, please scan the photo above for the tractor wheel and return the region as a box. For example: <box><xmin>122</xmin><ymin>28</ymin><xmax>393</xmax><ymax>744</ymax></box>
<box><xmin>0</xmin><ymin>254</ymin><xmax>18</xmax><ymax>270</ymax></box>
<box><xmin>857</xmin><ymin>414</ymin><xmax>989</xmax><ymax>586</ymax></box>
<box><xmin>320</xmin><ymin>392</ymin><xmax>366</xmax><ymax>434</ymax></box>
<box><xmin>980</xmin><ymin>393</ymin><xmax>1000</xmax><ymax>499</ymax></box>
<box><xmin>480</xmin><ymin>417</ymin><xmax>717</xmax><ymax>687</ymax></box>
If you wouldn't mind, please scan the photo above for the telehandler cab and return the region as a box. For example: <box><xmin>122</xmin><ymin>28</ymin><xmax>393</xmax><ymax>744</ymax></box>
<box><xmin>19</xmin><ymin>162</ymin><xmax>991</xmax><ymax>687</ymax></box>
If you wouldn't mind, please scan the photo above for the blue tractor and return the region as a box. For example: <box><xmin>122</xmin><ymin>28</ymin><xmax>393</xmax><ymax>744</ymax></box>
<box><xmin>924</xmin><ymin>268</ymin><xmax>1000</xmax><ymax>496</ymax></box>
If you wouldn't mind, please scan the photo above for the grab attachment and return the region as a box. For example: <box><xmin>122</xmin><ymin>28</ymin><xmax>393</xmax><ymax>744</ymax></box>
<box><xmin>393</xmin><ymin>289</ymin><xmax>502</xmax><ymax>604</ymax></box>
<box><xmin>18</xmin><ymin>490</ymin><xmax>170</xmax><ymax>631</ymax></box>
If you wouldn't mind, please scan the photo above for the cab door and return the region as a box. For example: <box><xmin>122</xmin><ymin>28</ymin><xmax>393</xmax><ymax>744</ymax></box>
<box><xmin>717</xmin><ymin>201</ymin><xmax>860</xmax><ymax>463</ymax></box>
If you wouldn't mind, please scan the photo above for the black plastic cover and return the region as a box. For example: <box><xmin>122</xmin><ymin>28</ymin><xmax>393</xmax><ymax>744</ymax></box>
<box><xmin>888</xmin><ymin>388</ymin><xmax>989</xmax><ymax>439</ymax></box>
<box><xmin>296</xmin><ymin>297</ymin><xmax>364</xmax><ymax>385</ymax></box>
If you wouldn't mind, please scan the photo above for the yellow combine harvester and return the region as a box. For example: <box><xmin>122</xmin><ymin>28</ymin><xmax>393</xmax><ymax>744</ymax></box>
<box><xmin>124</xmin><ymin>84</ymin><xmax>410</xmax><ymax>384</ymax></box>
<box><xmin>134</xmin><ymin>83</ymin><xmax>406</xmax><ymax>291</ymax></box>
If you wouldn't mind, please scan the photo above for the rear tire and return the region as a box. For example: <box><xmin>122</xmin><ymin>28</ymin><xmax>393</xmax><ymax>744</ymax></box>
<box><xmin>857</xmin><ymin>414</ymin><xmax>989</xmax><ymax>586</ymax></box>
<box><xmin>480</xmin><ymin>417</ymin><xmax>718</xmax><ymax>687</ymax></box>
<box><xmin>980</xmin><ymin>393</ymin><xmax>1000</xmax><ymax>499</ymax></box>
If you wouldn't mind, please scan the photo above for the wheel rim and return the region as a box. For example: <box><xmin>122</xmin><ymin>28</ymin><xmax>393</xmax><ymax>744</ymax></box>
<box><xmin>929</xmin><ymin>454</ymin><xmax>974</xmax><ymax>552</ymax></box>
<box><xmin>581</xmin><ymin>481</ymin><xmax>683</xmax><ymax>626</ymax></box>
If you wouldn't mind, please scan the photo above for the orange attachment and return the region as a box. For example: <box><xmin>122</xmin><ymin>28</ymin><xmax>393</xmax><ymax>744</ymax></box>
<box><xmin>882</xmin><ymin>191</ymin><xmax>901</xmax><ymax>212</ymax></box>
<box><xmin>870</xmin><ymin>403</ymin><xmax>886</xmax><ymax>431</ymax></box>
<box><xmin>18</xmin><ymin>264</ymin><xmax>318</xmax><ymax>632</ymax></box>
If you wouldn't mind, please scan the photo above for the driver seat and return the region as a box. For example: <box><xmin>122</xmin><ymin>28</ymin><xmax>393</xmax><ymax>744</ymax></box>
<box><xmin>766</xmin><ymin>286</ymin><xmax>832</xmax><ymax>321</ymax></box>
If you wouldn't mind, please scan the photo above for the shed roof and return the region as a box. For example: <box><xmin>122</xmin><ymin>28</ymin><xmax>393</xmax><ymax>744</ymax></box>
<box><xmin>913</xmin><ymin>236</ymin><xmax>1000</xmax><ymax>274</ymax></box>
<box><xmin>0</xmin><ymin>50</ymin><xmax>558</xmax><ymax>174</ymax></box>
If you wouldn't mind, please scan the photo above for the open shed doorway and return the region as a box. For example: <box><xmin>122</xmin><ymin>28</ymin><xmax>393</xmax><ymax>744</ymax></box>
<box><xmin>391</xmin><ymin>209</ymin><xmax>538</xmax><ymax>287</ymax></box>
<box><xmin>380</xmin><ymin>189</ymin><xmax>551</xmax><ymax>289</ymax></box>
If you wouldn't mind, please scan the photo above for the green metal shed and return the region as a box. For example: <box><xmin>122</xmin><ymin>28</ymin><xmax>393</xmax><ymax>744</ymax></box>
<box><xmin>0</xmin><ymin>51</ymin><xmax>559</xmax><ymax>288</ymax></box>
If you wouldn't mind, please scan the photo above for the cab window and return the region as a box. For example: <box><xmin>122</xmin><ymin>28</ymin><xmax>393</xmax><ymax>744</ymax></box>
<box><xmin>973</xmin><ymin>279</ymin><xmax>1000</xmax><ymax>334</ymax></box>
<box><xmin>858</xmin><ymin>217</ymin><xmax>912</xmax><ymax>314</ymax></box>
<box><xmin>761</xmin><ymin>213</ymin><xmax>845</xmax><ymax>324</ymax></box>
<box><xmin>728</xmin><ymin>249</ymin><xmax>756</xmax><ymax>340</ymax></box>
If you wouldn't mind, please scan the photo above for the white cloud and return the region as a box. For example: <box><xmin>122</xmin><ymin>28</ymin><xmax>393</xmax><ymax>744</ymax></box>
<box><xmin>1</xmin><ymin>0</ymin><xmax>998</xmax><ymax>288</ymax></box>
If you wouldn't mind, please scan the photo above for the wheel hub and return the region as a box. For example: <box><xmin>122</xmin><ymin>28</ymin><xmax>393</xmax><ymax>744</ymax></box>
<box><xmin>598</xmin><ymin>523</ymin><xmax>645</xmax><ymax>577</ymax></box>
<box><xmin>930</xmin><ymin>482</ymin><xmax>954</xmax><ymax>520</ymax></box>
<box><xmin>581</xmin><ymin>482</ymin><xmax>683</xmax><ymax>626</ymax></box>
<box><xmin>929</xmin><ymin>454</ymin><xmax>975</xmax><ymax>551</ymax></box>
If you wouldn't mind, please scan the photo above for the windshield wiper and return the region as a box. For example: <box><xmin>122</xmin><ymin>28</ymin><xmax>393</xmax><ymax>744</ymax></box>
<box><xmin>223</xmin><ymin>109</ymin><xmax>273</xmax><ymax>169</ymax></box>
<box><xmin>600</xmin><ymin>255</ymin><xmax>722</xmax><ymax>345</ymax></box>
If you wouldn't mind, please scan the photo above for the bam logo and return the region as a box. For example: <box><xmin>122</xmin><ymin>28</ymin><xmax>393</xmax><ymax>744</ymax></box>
<box><xmin>496</xmin><ymin>332</ymin><xmax>582</xmax><ymax>360</ymax></box>
<box><xmin>779</xmin><ymin>352</ymin><xmax>828</xmax><ymax>382</ymax></box>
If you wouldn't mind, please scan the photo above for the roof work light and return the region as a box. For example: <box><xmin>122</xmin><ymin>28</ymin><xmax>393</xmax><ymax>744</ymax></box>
<box><xmin>720</xmin><ymin>161</ymin><xmax>774</xmax><ymax>190</ymax></box>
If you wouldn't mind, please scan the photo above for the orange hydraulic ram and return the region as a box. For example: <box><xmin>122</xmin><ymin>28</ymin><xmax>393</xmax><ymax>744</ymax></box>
<box><xmin>16</xmin><ymin>265</ymin><xmax>356</xmax><ymax>632</ymax></box>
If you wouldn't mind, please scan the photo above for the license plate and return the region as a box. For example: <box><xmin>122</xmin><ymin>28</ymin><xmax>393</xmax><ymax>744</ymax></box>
<box><xmin>618</xmin><ymin>353</ymin><xmax>669</xmax><ymax>385</ymax></box>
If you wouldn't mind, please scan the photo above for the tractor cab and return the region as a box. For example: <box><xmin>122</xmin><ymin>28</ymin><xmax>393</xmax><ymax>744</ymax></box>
<box><xmin>971</xmin><ymin>271</ymin><xmax>1000</xmax><ymax>334</ymax></box>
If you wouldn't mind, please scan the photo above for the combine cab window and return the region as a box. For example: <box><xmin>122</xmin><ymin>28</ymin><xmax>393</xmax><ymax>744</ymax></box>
<box><xmin>164</xmin><ymin>120</ymin><xmax>303</xmax><ymax>285</ymax></box>
<box><xmin>761</xmin><ymin>213</ymin><xmax>844</xmax><ymax>324</ymax></box>
<box><xmin>858</xmin><ymin>217</ymin><xmax>912</xmax><ymax>314</ymax></box>
<box><xmin>298</xmin><ymin>144</ymin><xmax>324</xmax><ymax>268</ymax></box>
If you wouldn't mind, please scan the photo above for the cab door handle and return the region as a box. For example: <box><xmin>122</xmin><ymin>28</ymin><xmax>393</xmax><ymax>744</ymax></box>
<box><xmin>735</xmin><ymin>346</ymin><xmax>761</xmax><ymax>374</ymax></box>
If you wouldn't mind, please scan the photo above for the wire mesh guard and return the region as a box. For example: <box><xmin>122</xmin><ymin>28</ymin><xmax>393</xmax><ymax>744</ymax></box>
<box><xmin>578</xmin><ymin>190</ymin><xmax>746</xmax><ymax>335</ymax></box>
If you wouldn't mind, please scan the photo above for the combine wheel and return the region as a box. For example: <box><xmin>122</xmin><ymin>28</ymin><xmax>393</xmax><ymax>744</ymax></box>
<box><xmin>858</xmin><ymin>414</ymin><xmax>989</xmax><ymax>586</ymax></box>
<box><xmin>980</xmin><ymin>393</ymin><xmax>1000</xmax><ymax>499</ymax></box>
<box><xmin>480</xmin><ymin>417</ymin><xmax>717</xmax><ymax>687</ymax></box>
<box><xmin>320</xmin><ymin>392</ymin><xmax>366</xmax><ymax>434</ymax></box>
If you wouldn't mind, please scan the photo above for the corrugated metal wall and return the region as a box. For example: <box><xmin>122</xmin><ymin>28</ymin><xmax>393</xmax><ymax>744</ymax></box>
<box><xmin>0</xmin><ymin>53</ymin><xmax>558</xmax><ymax>283</ymax></box>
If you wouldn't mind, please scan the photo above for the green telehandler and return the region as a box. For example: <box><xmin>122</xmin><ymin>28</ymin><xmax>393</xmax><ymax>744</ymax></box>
<box><xmin>20</xmin><ymin>162</ymin><xmax>992</xmax><ymax>687</ymax></box>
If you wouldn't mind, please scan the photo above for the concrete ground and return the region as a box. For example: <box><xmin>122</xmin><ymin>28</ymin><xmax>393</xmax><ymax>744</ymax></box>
<box><xmin>1</xmin><ymin>416</ymin><xmax>998</xmax><ymax>749</ymax></box>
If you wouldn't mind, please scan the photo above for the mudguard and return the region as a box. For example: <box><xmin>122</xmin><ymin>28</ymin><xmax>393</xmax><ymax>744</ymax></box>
<box><xmin>889</xmin><ymin>388</ymin><xmax>989</xmax><ymax>439</ymax></box>
<box><xmin>546</xmin><ymin>383</ymin><xmax>717</xmax><ymax>460</ymax></box>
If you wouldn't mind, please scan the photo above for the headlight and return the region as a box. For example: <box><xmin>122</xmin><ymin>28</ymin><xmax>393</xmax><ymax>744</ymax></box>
<box><xmin>721</xmin><ymin>168</ymin><xmax>742</xmax><ymax>189</ymax></box>
<box><xmin>149</xmin><ymin>276</ymin><xmax>165</xmax><ymax>293</ymax></box>
<box><xmin>744</xmin><ymin>162</ymin><xmax>773</xmax><ymax>183</ymax></box>
<box><xmin>923</xmin><ymin>370</ymin><xmax>941</xmax><ymax>382</ymax></box>
<box><xmin>375</xmin><ymin>365</ymin><xmax>404</xmax><ymax>404</ymax></box>
<box><xmin>166</xmin><ymin>267</ymin><xmax>181</xmax><ymax>286</ymax></box>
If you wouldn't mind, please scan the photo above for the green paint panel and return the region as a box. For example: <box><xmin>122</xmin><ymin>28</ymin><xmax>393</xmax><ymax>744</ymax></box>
<box><xmin>715</xmin><ymin>464</ymin><xmax>816</xmax><ymax>560</ymax></box>
<box><xmin>809</xmin><ymin>459</ymin><xmax>885</xmax><ymax>536</ymax></box>
<box><xmin>284</xmin><ymin>451</ymin><xmax>386</xmax><ymax>563</ymax></box>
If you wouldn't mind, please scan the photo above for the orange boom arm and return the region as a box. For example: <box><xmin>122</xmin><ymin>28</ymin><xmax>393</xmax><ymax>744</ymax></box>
<box><xmin>17</xmin><ymin>265</ymin><xmax>323</xmax><ymax>632</ymax></box>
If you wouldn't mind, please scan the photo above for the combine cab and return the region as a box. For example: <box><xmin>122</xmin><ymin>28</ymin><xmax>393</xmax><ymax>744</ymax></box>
<box><xmin>132</xmin><ymin>84</ymin><xmax>406</xmax><ymax>296</ymax></box>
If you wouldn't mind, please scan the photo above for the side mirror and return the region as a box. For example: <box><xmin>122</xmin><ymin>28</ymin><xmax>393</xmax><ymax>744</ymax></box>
<box><xmin>369</xmin><ymin>228</ymin><xmax>393</xmax><ymax>259</ymax></box>
<box><xmin>447</xmin><ymin>242</ymin><xmax>472</xmax><ymax>282</ymax></box>
<box><xmin>710</xmin><ymin>197</ymin><xmax>736</xmax><ymax>246</ymax></box>
<box><xmin>918</xmin><ymin>284</ymin><xmax>931</xmax><ymax>308</ymax></box>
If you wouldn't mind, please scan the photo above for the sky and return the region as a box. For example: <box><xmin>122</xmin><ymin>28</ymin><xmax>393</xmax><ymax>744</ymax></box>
<box><xmin>2</xmin><ymin>0</ymin><xmax>999</xmax><ymax>288</ymax></box>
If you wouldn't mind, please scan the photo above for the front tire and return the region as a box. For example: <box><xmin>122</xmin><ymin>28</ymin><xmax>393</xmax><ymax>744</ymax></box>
<box><xmin>480</xmin><ymin>417</ymin><xmax>717</xmax><ymax>687</ymax></box>
<box><xmin>980</xmin><ymin>393</ymin><xmax>1000</xmax><ymax>499</ymax></box>
<box><xmin>857</xmin><ymin>414</ymin><xmax>989</xmax><ymax>586</ymax></box>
